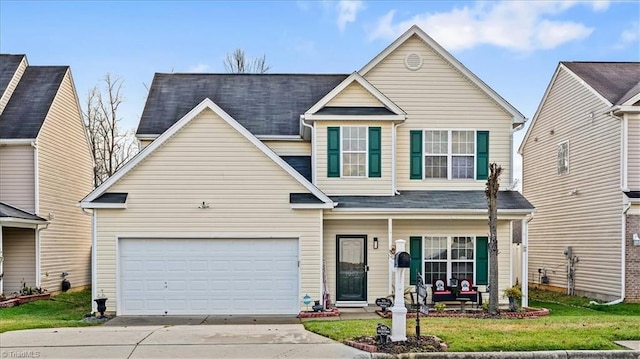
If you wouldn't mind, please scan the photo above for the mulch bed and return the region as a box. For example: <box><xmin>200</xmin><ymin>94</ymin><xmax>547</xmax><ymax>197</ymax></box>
<box><xmin>345</xmin><ymin>335</ymin><xmax>447</xmax><ymax>354</ymax></box>
<box><xmin>297</xmin><ymin>308</ymin><xmax>340</xmax><ymax>318</ymax></box>
<box><xmin>375</xmin><ymin>307</ymin><xmax>549</xmax><ymax>319</ymax></box>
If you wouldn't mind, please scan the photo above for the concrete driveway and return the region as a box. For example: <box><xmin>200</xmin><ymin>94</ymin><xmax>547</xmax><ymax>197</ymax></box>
<box><xmin>0</xmin><ymin>324</ymin><xmax>369</xmax><ymax>359</ymax></box>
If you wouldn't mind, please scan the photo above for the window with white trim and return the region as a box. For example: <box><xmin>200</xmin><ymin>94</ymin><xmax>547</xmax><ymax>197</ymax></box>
<box><xmin>424</xmin><ymin>130</ymin><xmax>475</xmax><ymax>179</ymax></box>
<box><xmin>423</xmin><ymin>236</ymin><xmax>475</xmax><ymax>285</ymax></box>
<box><xmin>342</xmin><ymin>126</ymin><xmax>367</xmax><ymax>177</ymax></box>
<box><xmin>557</xmin><ymin>141</ymin><xmax>569</xmax><ymax>175</ymax></box>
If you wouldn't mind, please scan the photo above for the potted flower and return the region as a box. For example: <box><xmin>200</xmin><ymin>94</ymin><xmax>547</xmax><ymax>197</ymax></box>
<box><xmin>503</xmin><ymin>283</ymin><xmax>522</xmax><ymax>312</ymax></box>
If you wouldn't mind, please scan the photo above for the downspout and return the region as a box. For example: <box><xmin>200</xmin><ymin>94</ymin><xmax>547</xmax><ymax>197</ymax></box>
<box><xmin>521</xmin><ymin>211</ymin><xmax>534</xmax><ymax>308</ymax></box>
<box><xmin>393</xmin><ymin>119</ymin><xmax>406</xmax><ymax>195</ymax></box>
<box><xmin>301</xmin><ymin>116</ymin><xmax>315</xmax><ymax>184</ymax></box>
<box><xmin>31</xmin><ymin>141</ymin><xmax>42</xmax><ymax>287</ymax></box>
<box><xmin>34</xmin><ymin>222</ymin><xmax>49</xmax><ymax>288</ymax></box>
<box><xmin>83</xmin><ymin>208</ymin><xmax>97</xmax><ymax>313</ymax></box>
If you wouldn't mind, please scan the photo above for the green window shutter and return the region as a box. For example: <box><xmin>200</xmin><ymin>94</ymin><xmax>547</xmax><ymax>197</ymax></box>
<box><xmin>410</xmin><ymin>131</ymin><xmax>423</xmax><ymax>180</ymax></box>
<box><xmin>476</xmin><ymin>131</ymin><xmax>489</xmax><ymax>180</ymax></box>
<box><xmin>368</xmin><ymin>127</ymin><xmax>381</xmax><ymax>178</ymax></box>
<box><xmin>327</xmin><ymin>127</ymin><xmax>340</xmax><ymax>178</ymax></box>
<box><xmin>409</xmin><ymin>236</ymin><xmax>422</xmax><ymax>285</ymax></box>
<box><xmin>476</xmin><ymin>237</ymin><xmax>489</xmax><ymax>285</ymax></box>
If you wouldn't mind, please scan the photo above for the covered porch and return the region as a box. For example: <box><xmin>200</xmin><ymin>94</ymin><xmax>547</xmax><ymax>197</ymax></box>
<box><xmin>0</xmin><ymin>202</ymin><xmax>48</xmax><ymax>295</ymax></box>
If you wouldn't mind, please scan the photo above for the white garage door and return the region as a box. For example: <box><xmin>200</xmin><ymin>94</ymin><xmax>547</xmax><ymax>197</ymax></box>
<box><xmin>119</xmin><ymin>238</ymin><xmax>299</xmax><ymax>315</ymax></box>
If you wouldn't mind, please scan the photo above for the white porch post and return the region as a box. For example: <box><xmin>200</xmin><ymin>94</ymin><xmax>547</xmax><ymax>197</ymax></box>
<box><xmin>521</xmin><ymin>218</ymin><xmax>529</xmax><ymax>308</ymax></box>
<box><xmin>388</xmin><ymin>218</ymin><xmax>393</xmax><ymax>295</ymax></box>
<box><xmin>391</xmin><ymin>239</ymin><xmax>407</xmax><ymax>342</ymax></box>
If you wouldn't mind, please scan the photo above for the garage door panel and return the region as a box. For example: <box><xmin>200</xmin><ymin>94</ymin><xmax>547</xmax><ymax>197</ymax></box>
<box><xmin>120</xmin><ymin>238</ymin><xmax>299</xmax><ymax>315</ymax></box>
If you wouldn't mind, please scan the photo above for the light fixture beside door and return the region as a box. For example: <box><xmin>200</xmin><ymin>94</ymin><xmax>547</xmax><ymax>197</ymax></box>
<box><xmin>373</xmin><ymin>237</ymin><xmax>379</xmax><ymax>249</ymax></box>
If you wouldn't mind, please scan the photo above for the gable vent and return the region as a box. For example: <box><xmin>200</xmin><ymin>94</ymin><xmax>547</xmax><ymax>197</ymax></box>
<box><xmin>405</xmin><ymin>53</ymin><xmax>423</xmax><ymax>71</ymax></box>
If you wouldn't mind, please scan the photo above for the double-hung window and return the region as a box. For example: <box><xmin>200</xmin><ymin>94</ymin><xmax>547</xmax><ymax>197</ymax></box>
<box><xmin>557</xmin><ymin>141</ymin><xmax>569</xmax><ymax>175</ymax></box>
<box><xmin>342</xmin><ymin>126</ymin><xmax>367</xmax><ymax>177</ymax></box>
<box><xmin>424</xmin><ymin>130</ymin><xmax>475</xmax><ymax>179</ymax></box>
<box><xmin>418</xmin><ymin>236</ymin><xmax>482</xmax><ymax>285</ymax></box>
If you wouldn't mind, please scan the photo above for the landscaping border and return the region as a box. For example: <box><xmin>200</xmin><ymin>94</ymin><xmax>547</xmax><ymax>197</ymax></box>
<box><xmin>297</xmin><ymin>308</ymin><xmax>340</xmax><ymax>318</ymax></box>
<box><xmin>0</xmin><ymin>293</ymin><xmax>51</xmax><ymax>308</ymax></box>
<box><xmin>375</xmin><ymin>307</ymin><xmax>550</xmax><ymax>319</ymax></box>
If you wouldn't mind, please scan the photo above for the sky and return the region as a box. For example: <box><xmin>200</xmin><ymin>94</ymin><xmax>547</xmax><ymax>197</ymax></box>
<box><xmin>1</xmin><ymin>0</ymin><xmax>639</xmax><ymax>186</ymax></box>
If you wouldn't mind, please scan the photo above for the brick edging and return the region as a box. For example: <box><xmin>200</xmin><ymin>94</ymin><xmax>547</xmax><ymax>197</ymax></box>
<box><xmin>297</xmin><ymin>308</ymin><xmax>340</xmax><ymax>318</ymax></box>
<box><xmin>375</xmin><ymin>307</ymin><xmax>550</xmax><ymax>319</ymax></box>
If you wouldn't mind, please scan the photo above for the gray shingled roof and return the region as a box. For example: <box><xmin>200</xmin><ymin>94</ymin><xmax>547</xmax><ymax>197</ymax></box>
<box><xmin>0</xmin><ymin>54</ymin><xmax>25</xmax><ymax>96</ymax></box>
<box><xmin>562</xmin><ymin>62</ymin><xmax>640</xmax><ymax>105</ymax></box>
<box><xmin>625</xmin><ymin>191</ymin><xmax>640</xmax><ymax>199</ymax></box>
<box><xmin>137</xmin><ymin>73</ymin><xmax>348</xmax><ymax>137</ymax></box>
<box><xmin>91</xmin><ymin>192</ymin><xmax>128</xmax><ymax>203</ymax></box>
<box><xmin>0</xmin><ymin>201</ymin><xmax>47</xmax><ymax>221</ymax></box>
<box><xmin>0</xmin><ymin>66</ymin><xmax>67</xmax><ymax>139</ymax></box>
<box><xmin>291</xmin><ymin>190</ymin><xmax>534</xmax><ymax>210</ymax></box>
<box><xmin>281</xmin><ymin>156</ymin><xmax>311</xmax><ymax>182</ymax></box>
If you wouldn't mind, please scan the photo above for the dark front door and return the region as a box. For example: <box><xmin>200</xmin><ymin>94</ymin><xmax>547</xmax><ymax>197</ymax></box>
<box><xmin>336</xmin><ymin>235</ymin><xmax>367</xmax><ymax>302</ymax></box>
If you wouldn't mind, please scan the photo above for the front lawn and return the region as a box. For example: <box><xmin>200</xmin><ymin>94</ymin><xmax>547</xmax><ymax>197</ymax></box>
<box><xmin>0</xmin><ymin>289</ymin><xmax>98</xmax><ymax>333</ymax></box>
<box><xmin>303</xmin><ymin>289</ymin><xmax>640</xmax><ymax>352</ymax></box>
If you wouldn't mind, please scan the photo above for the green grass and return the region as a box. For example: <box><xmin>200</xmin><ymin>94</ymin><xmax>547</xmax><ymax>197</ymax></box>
<box><xmin>0</xmin><ymin>289</ymin><xmax>99</xmax><ymax>333</ymax></box>
<box><xmin>303</xmin><ymin>289</ymin><xmax>640</xmax><ymax>352</ymax></box>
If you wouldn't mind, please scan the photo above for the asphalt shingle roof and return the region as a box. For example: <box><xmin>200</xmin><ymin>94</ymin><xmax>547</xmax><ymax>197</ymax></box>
<box><xmin>281</xmin><ymin>156</ymin><xmax>312</xmax><ymax>182</ymax></box>
<box><xmin>562</xmin><ymin>62</ymin><xmax>640</xmax><ymax>105</ymax></box>
<box><xmin>91</xmin><ymin>193</ymin><xmax>128</xmax><ymax>203</ymax></box>
<box><xmin>137</xmin><ymin>73</ymin><xmax>348</xmax><ymax>137</ymax></box>
<box><xmin>0</xmin><ymin>201</ymin><xmax>47</xmax><ymax>221</ymax></box>
<box><xmin>0</xmin><ymin>54</ymin><xmax>24</xmax><ymax>96</ymax></box>
<box><xmin>290</xmin><ymin>190</ymin><xmax>534</xmax><ymax>211</ymax></box>
<box><xmin>0</xmin><ymin>66</ymin><xmax>67</xmax><ymax>139</ymax></box>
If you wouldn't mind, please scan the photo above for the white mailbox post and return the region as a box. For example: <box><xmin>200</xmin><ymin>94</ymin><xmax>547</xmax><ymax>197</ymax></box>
<box><xmin>391</xmin><ymin>239</ymin><xmax>408</xmax><ymax>342</ymax></box>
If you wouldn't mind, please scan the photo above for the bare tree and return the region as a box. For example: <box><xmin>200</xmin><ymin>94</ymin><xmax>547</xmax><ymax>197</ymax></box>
<box><xmin>83</xmin><ymin>74</ymin><xmax>138</xmax><ymax>187</ymax></box>
<box><xmin>224</xmin><ymin>48</ymin><xmax>270</xmax><ymax>73</ymax></box>
<box><xmin>485</xmin><ymin>162</ymin><xmax>503</xmax><ymax>316</ymax></box>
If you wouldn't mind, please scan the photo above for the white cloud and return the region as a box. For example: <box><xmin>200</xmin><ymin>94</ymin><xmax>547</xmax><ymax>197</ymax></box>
<box><xmin>590</xmin><ymin>0</ymin><xmax>610</xmax><ymax>12</ymax></box>
<box><xmin>337</xmin><ymin>0</ymin><xmax>364</xmax><ymax>31</ymax></box>
<box><xmin>187</xmin><ymin>64</ymin><xmax>210</xmax><ymax>73</ymax></box>
<box><xmin>614</xmin><ymin>22</ymin><xmax>639</xmax><ymax>49</ymax></box>
<box><xmin>369</xmin><ymin>1</ymin><xmax>598</xmax><ymax>52</ymax></box>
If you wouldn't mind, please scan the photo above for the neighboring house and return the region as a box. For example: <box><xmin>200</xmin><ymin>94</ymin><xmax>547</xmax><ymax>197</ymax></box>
<box><xmin>520</xmin><ymin>62</ymin><xmax>640</xmax><ymax>302</ymax></box>
<box><xmin>0</xmin><ymin>54</ymin><xmax>93</xmax><ymax>295</ymax></box>
<box><xmin>80</xmin><ymin>26</ymin><xmax>534</xmax><ymax>316</ymax></box>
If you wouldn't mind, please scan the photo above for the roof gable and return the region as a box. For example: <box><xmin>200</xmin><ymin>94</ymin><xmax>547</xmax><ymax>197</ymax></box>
<box><xmin>83</xmin><ymin>98</ymin><xmax>334</xmax><ymax>207</ymax></box>
<box><xmin>137</xmin><ymin>74</ymin><xmax>347</xmax><ymax>137</ymax></box>
<box><xmin>359</xmin><ymin>25</ymin><xmax>525</xmax><ymax>125</ymax></box>
<box><xmin>0</xmin><ymin>66</ymin><xmax>67</xmax><ymax>139</ymax></box>
<box><xmin>304</xmin><ymin>72</ymin><xmax>405</xmax><ymax>117</ymax></box>
<box><xmin>0</xmin><ymin>54</ymin><xmax>25</xmax><ymax>97</ymax></box>
<box><xmin>562</xmin><ymin>62</ymin><xmax>640</xmax><ymax>105</ymax></box>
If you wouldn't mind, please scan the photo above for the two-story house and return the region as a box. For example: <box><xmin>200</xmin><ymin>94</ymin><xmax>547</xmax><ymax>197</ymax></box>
<box><xmin>0</xmin><ymin>54</ymin><xmax>93</xmax><ymax>295</ymax></box>
<box><xmin>80</xmin><ymin>26</ymin><xmax>534</xmax><ymax>316</ymax></box>
<box><xmin>520</xmin><ymin>62</ymin><xmax>640</xmax><ymax>303</ymax></box>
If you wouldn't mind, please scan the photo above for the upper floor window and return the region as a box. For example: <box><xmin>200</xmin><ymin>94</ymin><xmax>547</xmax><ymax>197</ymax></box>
<box><xmin>342</xmin><ymin>126</ymin><xmax>367</xmax><ymax>177</ymax></box>
<box><xmin>557</xmin><ymin>141</ymin><xmax>569</xmax><ymax>175</ymax></box>
<box><xmin>327</xmin><ymin>126</ymin><xmax>381</xmax><ymax>178</ymax></box>
<box><xmin>424</xmin><ymin>130</ymin><xmax>475</xmax><ymax>179</ymax></box>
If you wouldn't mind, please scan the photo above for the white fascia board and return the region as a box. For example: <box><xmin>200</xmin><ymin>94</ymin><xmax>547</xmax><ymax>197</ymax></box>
<box><xmin>290</xmin><ymin>203</ymin><xmax>334</xmax><ymax>209</ymax></box>
<box><xmin>0</xmin><ymin>138</ymin><xmax>36</xmax><ymax>145</ymax></box>
<box><xmin>257</xmin><ymin>135</ymin><xmax>304</xmax><ymax>141</ymax></box>
<box><xmin>622</xmin><ymin>92</ymin><xmax>640</xmax><ymax>106</ymax></box>
<box><xmin>136</xmin><ymin>134</ymin><xmax>159</xmax><ymax>141</ymax></box>
<box><xmin>79</xmin><ymin>202</ymin><xmax>127</xmax><ymax>209</ymax></box>
<box><xmin>82</xmin><ymin>98</ymin><xmax>334</xmax><ymax>206</ymax></box>
<box><xmin>360</xmin><ymin>25</ymin><xmax>525</xmax><ymax>124</ymax></box>
<box><xmin>0</xmin><ymin>218</ymin><xmax>47</xmax><ymax>228</ymax></box>
<box><xmin>612</xmin><ymin>105</ymin><xmax>640</xmax><ymax>114</ymax></box>
<box><xmin>305</xmin><ymin>72</ymin><xmax>405</xmax><ymax>116</ymax></box>
<box><xmin>303</xmin><ymin>114</ymin><xmax>406</xmax><ymax>121</ymax></box>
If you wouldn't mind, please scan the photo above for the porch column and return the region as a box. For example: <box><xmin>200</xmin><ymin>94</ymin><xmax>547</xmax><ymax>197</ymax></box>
<box><xmin>388</xmin><ymin>218</ymin><xmax>393</xmax><ymax>295</ymax></box>
<box><xmin>521</xmin><ymin>217</ymin><xmax>529</xmax><ymax>308</ymax></box>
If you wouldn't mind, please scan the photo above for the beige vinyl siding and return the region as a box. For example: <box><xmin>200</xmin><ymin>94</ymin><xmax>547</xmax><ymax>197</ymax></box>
<box><xmin>2</xmin><ymin>227</ymin><xmax>36</xmax><ymax>293</ymax></box>
<box><xmin>315</xmin><ymin>121</ymin><xmax>393</xmax><ymax>195</ymax></box>
<box><xmin>0</xmin><ymin>145</ymin><xmax>35</xmax><ymax>212</ymax></box>
<box><xmin>36</xmin><ymin>69</ymin><xmax>93</xmax><ymax>291</ymax></box>
<box><xmin>522</xmin><ymin>67</ymin><xmax>622</xmax><ymax>301</ymax></box>
<box><xmin>322</xmin><ymin>218</ymin><xmax>512</xmax><ymax>305</ymax></box>
<box><xmin>628</xmin><ymin>114</ymin><xmax>640</xmax><ymax>190</ymax></box>
<box><xmin>0</xmin><ymin>56</ymin><xmax>27</xmax><ymax>114</ymax></box>
<box><xmin>264</xmin><ymin>140</ymin><xmax>311</xmax><ymax>156</ymax></box>
<box><xmin>95</xmin><ymin>108</ymin><xmax>323</xmax><ymax>313</ymax></box>
<box><xmin>325</xmin><ymin>82</ymin><xmax>383</xmax><ymax>107</ymax></box>
<box><xmin>363</xmin><ymin>35</ymin><xmax>513</xmax><ymax>190</ymax></box>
